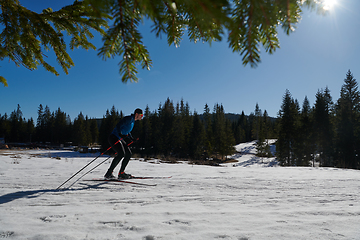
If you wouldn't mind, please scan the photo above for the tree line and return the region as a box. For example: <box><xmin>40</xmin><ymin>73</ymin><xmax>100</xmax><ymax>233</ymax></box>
<box><xmin>98</xmin><ymin>99</ymin><xmax>276</xmax><ymax>160</ymax></box>
<box><xmin>3</xmin><ymin>69</ymin><xmax>358</xmax><ymax>169</ymax></box>
<box><xmin>276</xmin><ymin>70</ymin><xmax>360</xmax><ymax>169</ymax></box>
<box><xmin>0</xmin><ymin>104</ymin><xmax>100</xmax><ymax>147</ymax></box>
<box><xmin>0</xmin><ymin>99</ymin><xmax>276</xmax><ymax>160</ymax></box>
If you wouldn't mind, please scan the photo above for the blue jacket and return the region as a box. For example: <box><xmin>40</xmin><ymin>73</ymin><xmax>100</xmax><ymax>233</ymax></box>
<box><xmin>111</xmin><ymin>114</ymin><xmax>135</xmax><ymax>139</ymax></box>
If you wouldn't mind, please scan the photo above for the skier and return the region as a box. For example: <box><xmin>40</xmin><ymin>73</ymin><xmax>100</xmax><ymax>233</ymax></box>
<box><xmin>104</xmin><ymin>108</ymin><xmax>143</xmax><ymax>179</ymax></box>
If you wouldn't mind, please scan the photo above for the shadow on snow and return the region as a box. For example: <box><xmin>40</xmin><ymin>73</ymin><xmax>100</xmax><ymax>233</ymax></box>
<box><xmin>0</xmin><ymin>183</ymin><xmax>110</xmax><ymax>205</ymax></box>
<box><xmin>234</xmin><ymin>155</ymin><xmax>278</xmax><ymax>167</ymax></box>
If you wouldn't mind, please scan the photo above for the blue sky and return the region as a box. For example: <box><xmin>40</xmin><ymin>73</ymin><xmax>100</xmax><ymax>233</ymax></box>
<box><xmin>1</xmin><ymin>0</ymin><xmax>359</xmax><ymax>121</ymax></box>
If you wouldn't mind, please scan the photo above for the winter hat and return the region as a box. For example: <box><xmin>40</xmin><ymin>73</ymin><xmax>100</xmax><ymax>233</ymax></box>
<box><xmin>134</xmin><ymin>108</ymin><xmax>143</xmax><ymax>115</ymax></box>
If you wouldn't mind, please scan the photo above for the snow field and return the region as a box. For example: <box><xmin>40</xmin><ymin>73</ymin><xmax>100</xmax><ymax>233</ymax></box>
<box><xmin>0</xmin><ymin>148</ymin><xmax>360</xmax><ymax>239</ymax></box>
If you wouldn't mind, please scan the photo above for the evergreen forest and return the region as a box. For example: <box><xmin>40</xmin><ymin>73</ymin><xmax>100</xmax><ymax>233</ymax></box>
<box><xmin>0</xmin><ymin>99</ymin><xmax>276</xmax><ymax>162</ymax></box>
<box><xmin>276</xmin><ymin>70</ymin><xmax>360</xmax><ymax>170</ymax></box>
<box><xmin>1</xmin><ymin>70</ymin><xmax>359</xmax><ymax>170</ymax></box>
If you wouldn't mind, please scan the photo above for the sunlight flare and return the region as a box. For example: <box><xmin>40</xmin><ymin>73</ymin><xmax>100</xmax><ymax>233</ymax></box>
<box><xmin>322</xmin><ymin>0</ymin><xmax>337</xmax><ymax>10</ymax></box>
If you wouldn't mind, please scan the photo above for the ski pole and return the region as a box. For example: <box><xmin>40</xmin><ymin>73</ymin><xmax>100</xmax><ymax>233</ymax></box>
<box><xmin>66</xmin><ymin>155</ymin><xmax>112</xmax><ymax>189</ymax></box>
<box><xmin>66</xmin><ymin>138</ymin><xmax>139</xmax><ymax>189</ymax></box>
<box><xmin>125</xmin><ymin>137</ymin><xmax>139</xmax><ymax>147</ymax></box>
<box><xmin>56</xmin><ymin>139</ymin><xmax>122</xmax><ymax>190</ymax></box>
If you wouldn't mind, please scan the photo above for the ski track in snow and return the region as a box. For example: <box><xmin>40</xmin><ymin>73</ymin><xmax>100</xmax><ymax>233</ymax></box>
<box><xmin>0</xmin><ymin>143</ymin><xmax>360</xmax><ymax>240</ymax></box>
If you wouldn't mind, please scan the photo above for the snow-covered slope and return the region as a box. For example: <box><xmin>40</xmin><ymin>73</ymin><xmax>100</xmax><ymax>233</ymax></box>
<box><xmin>234</xmin><ymin>139</ymin><xmax>276</xmax><ymax>155</ymax></box>
<box><xmin>231</xmin><ymin>139</ymin><xmax>278</xmax><ymax>167</ymax></box>
<box><xmin>1</xmin><ymin>148</ymin><xmax>359</xmax><ymax>240</ymax></box>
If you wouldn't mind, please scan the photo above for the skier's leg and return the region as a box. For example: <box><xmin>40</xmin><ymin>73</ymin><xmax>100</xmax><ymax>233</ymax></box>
<box><xmin>105</xmin><ymin>155</ymin><xmax>122</xmax><ymax>176</ymax></box>
<box><xmin>104</xmin><ymin>135</ymin><xmax>125</xmax><ymax>177</ymax></box>
<box><xmin>119</xmin><ymin>145</ymin><xmax>132</xmax><ymax>174</ymax></box>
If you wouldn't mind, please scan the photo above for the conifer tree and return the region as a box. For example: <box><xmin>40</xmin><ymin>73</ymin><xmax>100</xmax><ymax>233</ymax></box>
<box><xmin>42</xmin><ymin>105</ymin><xmax>53</xmax><ymax>143</ymax></box>
<box><xmin>264</xmin><ymin>110</ymin><xmax>277</xmax><ymax>140</ymax></box>
<box><xmin>0</xmin><ymin>113</ymin><xmax>10</xmax><ymax>141</ymax></box>
<box><xmin>236</xmin><ymin>111</ymin><xmax>248</xmax><ymax>143</ymax></box>
<box><xmin>212</xmin><ymin>103</ymin><xmax>226</xmax><ymax>159</ymax></box>
<box><xmin>9</xmin><ymin>104</ymin><xmax>23</xmax><ymax>142</ymax></box>
<box><xmin>257</xmin><ymin>110</ymin><xmax>273</xmax><ymax>158</ymax></box>
<box><xmin>35</xmin><ymin>104</ymin><xmax>44</xmax><ymax>142</ymax></box>
<box><xmin>313</xmin><ymin>88</ymin><xmax>334</xmax><ymax>166</ymax></box>
<box><xmin>158</xmin><ymin>98</ymin><xmax>175</xmax><ymax>157</ymax></box>
<box><xmin>89</xmin><ymin>118</ymin><xmax>99</xmax><ymax>144</ymax></box>
<box><xmin>297</xmin><ymin>96</ymin><xmax>314</xmax><ymax>166</ymax></box>
<box><xmin>85</xmin><ymin>116</ymin><xmax>93</xmax><ymax>145</ymax></box>
<box><xmin>253</xmin><ymin>103</ymin><xmax>266</xmax><ymax>156</ymax></box>
<box><xmin>53</xmin><ymin>108</ymin><xmax>68</xmax><ymax>144</ymax></box>
<box><xmin>276</xmin><ymin>90</ymin><xmax>299</xmax><ymax>166</ymax></box>
<box><xmin>180</xmin><ymin>101</ymin><xmax>192</xmax><ymax>157</ymax></box>
<box><xmin>203</xmin><ymin>103</ymin><xmax>213</xmax><ymax>158</ymax></box>
<box><xmin>224</xmin><ymin>117</ymin><xmax>236</xmax><ymax>158</ymax></box>
<box><xmin>149</xmin><ymin>109</ymin><xmax>161</xmax><ymax>157</ymax></box>
<box><xmin>292</xmin><ymin>99</ymin><xmax>302</xmax><ymax>165</ymax></box>
<box><xmin>212</xmin><ymin>103</ymin><xmax>234</xmax><ymax>159</ymax></box>
<box><xmin>0</xmin><ymin>106</ymin><xmax>34</xmax><ymax>143</ymax></box>
<box><xmin>73</xmin><ymin>112</ymin><xmax>87</xmax><ymax>146</ymax></box>
<box><xmin>26</xmin><ymin>118</ymin><xmax>35</xmax><ymax>143</ymax></box>
<box><xmin>253</xmin><ymin>103</ymin><xmax>262</xmax><ymax>140</ymax></box>
<box><xmin>232</xmin><ymin>120</ymin><xmax>241</xmax><ymax>144</ymax></box>
<box><xmin>172</xmin><ymin>101</ymin><xmax>187</xmax><ymax>158</ymax></box>
<box><xmin>66</xmin><ymin>114</ymin><xmax>73</xmax><ymax>144</ymax></box>
<box><xmin>189</xmin><ymin>111</ymin><xmax>206</xmax><ymax>159</ymax></box>
<box><xmin>247</xmin><ymin>113</ymin><xmax>255</xmax><ymax>141</ymax></box>
<box><xmin>335</xmin><ymin>70</ymin><xmax>360</xmax><ymax>169</ymax></box>
<box><xmin>139</xmin><ymin>106</ymin><xmax>152</xmax><ymax>157</ymax></box>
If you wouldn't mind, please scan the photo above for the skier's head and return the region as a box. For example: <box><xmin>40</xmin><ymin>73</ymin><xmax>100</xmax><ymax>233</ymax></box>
<box><xmin>134</xmin><ymin>108</ymin><xmax>143</xmax><ymax>121</ymax></box>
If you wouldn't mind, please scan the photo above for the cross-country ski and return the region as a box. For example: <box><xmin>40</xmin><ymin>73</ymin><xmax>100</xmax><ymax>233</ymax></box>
<box><xmin>83</xmin><ymin>178</ymin><xmax>157</xmax><ymax>187</ymax></box>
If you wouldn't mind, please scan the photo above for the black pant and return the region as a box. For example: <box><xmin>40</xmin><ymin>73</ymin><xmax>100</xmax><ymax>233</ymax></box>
<box><xmin>105</xmin><ymin>134</ymin><xmax>132</xmax><ymax>176</ymax></box>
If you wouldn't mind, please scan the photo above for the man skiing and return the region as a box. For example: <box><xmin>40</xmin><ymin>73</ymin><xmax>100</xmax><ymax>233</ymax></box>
<box><xmin>104</xmin><ymin>108</ymin><xmax>143</xmax><ymax>179</ymax></box>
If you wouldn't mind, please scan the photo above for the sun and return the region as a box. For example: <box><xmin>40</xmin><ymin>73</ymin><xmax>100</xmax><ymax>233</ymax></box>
<box><xmin>322</xmin><ymin>0</ymin><xmax>337</xmax><ymax>11</ymax></box>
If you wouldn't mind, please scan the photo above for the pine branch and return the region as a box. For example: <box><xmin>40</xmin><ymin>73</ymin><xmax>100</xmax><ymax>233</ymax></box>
<box><xmin>0</xmin><ymin>0</ymin><xmax>109</xmax><ymax>85</ymax></box>
<box><xmin>0</xmin><ymin>0</ymin><xmax>324</xmax><ymax>86</ymax></box>
<box><xmin>164</xmin><ymin>1</ymin><xmax>181</xmax><ymax>46</ymax></box>
<box><xmin>259</xmin><ymin>3</ymin><xmax>279</xmax><ymax>54</ymax></box>
<box><xmin>118</xmin><ymin>0</ymin><xmax>132</xmax><ymax>81</ymax></box>
<box><xmin>0</xmin><ymin>75</ymin><xmax>8</xmax><ymax>87</ymax></box>
<box><xmin>246</xmin><ymin>3</ymin><xmax>254</xmax><ymax>66</ymax></box>
<box><xmin>287</xmin><ymin>0</ymin><xmax>291</xmax><ymax>33</ymax></box>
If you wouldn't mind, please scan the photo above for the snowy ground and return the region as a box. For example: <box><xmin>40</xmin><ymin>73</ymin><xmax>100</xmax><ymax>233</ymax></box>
<box><xmin>1</xmin><ymin>142</ymin><xmax>360</xmax><ymax>240</ymax></box>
